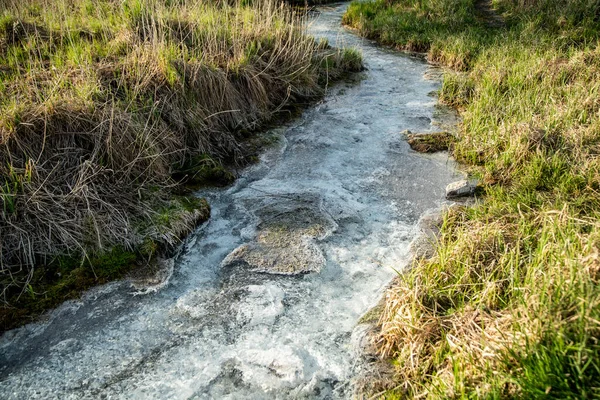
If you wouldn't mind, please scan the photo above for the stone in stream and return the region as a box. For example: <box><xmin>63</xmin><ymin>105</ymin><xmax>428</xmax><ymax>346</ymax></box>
<box><xmin>445</xmin><ymin>179</ymin><xmax>479</xmax><ymax>199</ymax></box>
<box><xmin>222</xmin><ymin>206</ymin><xmax>331</xmax><ymax>275</ymax></box>
<box><xmin>409</xmin><ymin>209</ymin><xmax>444</xmax><ymax>260</ymax></box>
<box><xmin>350</xmin><ymin>322</ymin><xmax>398</xmax><ymax>396</ymax></box>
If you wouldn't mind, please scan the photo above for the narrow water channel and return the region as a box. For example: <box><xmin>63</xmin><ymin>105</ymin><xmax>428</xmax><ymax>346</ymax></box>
<box><xmin>0</xmin><ymin>4</ymin><xmax>460</xmax><ymax>399</ymax></box>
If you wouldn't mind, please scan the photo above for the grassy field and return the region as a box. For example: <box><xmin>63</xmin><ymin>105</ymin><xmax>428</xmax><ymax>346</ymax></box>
<box><xmin>0</xmin><ymin>0</ymin><xmax>361</xmax><ymax>330</ymax></box>
<box><xmin>345</xmin><ymin>0</ymin><xmax>600</xmax><ymax>398</ymax></box>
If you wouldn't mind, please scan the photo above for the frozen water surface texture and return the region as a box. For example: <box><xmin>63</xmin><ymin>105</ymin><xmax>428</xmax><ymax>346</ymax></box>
<box><xmin>0</xmin><ymin>4</ymin><xmax>461</xmax><ymax>399</ymax></box>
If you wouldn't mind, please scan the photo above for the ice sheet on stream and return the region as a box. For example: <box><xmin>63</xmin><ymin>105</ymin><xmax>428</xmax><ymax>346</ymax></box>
<box><xmin>0</xmin><ymin>4</ymin><xmax>461</xmax><ymax>399</ymax></box>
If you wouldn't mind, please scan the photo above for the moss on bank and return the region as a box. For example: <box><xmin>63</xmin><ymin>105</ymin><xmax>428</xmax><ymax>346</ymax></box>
<box><xmin>1</xmin><ymin>196</ymin><xmax>210</xmax><ymax>331</ymax></box>
<box><xmin>405</xmin><ymin>131</ymin><xmax>456</xmax><ymax>153</ymax></box>
<box><xmin>1</xmin><ymin>248</ymin><xmax>138</xmax><ymax>331</ymax></box>
<box><xmin>345</xmin><ymin>0</ymin><xmax>600</xmax><ymax>398</ymax></box>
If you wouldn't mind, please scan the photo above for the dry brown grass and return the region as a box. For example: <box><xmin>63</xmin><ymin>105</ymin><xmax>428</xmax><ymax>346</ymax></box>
<box><xmin>376</xmin><ymin>281</ymin><xmax>526</xmax><ymax>398</ymax></box>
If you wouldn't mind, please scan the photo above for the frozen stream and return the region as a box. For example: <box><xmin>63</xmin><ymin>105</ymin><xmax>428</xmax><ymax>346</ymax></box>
<box><xmin>0</xmin><ymin>4</ymin><xmax>460</xmax><ymax>399</ymax></box>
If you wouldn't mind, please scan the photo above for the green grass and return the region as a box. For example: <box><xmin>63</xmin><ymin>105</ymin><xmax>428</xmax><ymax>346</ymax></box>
<box><xmin>343</xmin><ymin>0</ymin><xmax>489</xmax><ymax>69</ymax></box>
<box><xmin>345</xmin><ymin>0</ymin><xmax>600</xmax><ymax>398</ymax></box>
<box><xmin>0</xmin><ymin>0</ymin><xmax>362</xmax><ymax>330</ymax></box>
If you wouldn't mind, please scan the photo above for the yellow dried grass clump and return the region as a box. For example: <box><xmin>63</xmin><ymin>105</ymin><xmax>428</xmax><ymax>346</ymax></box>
<box><xmin>372</xmin><ymin>209</ymin><xmax>526</xmax><ymax>398</ymax></box>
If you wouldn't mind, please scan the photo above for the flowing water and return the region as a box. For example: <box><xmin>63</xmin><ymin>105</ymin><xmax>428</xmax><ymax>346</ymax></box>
<box><xmin>0</xmin><ymin>4</ymin><xmax>461</xmax><ymax>399</ymax></box>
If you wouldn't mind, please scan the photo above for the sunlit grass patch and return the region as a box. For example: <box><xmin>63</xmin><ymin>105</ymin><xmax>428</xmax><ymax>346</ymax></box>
<box><xmin>345</xmin><ymin>0</ymin><xmax>600</xmax><ymax>397</ymax></box>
